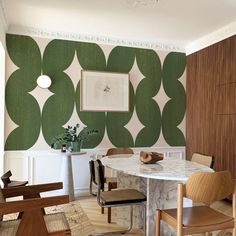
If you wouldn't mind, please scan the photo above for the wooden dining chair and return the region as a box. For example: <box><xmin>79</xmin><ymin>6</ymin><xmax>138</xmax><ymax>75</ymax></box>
<box><xmin>156</xmin><ymin>171</ymin><xmax>235</xmax><ymax>236</ymax></box>
<box><xmin>106</xmin><ymin>147</ymin><xmax>134</xmax><ymax>156</ymax></box>
<box><xmin>0</xmin><ymin>182</ymin><xmax>71</xmax><ymax>236</ymax></box>
<box><xmin>1</xmin><ymin>170</ymin><xmax>28</xmax><ymax>188</ymax></box>
<box><xmin>191</xmin><ymin>152</ymin><xmax>214</xmax><ymax>168</ymax></box>
<box><xmin>89</xmin><ymin>159</ymin><xmax>146</xmax><ymax>235</ymax></box>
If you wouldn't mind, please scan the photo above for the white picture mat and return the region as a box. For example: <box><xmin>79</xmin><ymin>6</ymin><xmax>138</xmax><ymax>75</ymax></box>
<box><xmin>81</xmin><ymin>71</ymin><xmax>129</xmax><ymax>112</ymax></box>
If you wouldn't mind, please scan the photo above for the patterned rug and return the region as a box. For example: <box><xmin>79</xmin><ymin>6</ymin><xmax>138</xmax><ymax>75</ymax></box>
<box><xmin>47</xmin><ymin>200</ymin><xmax>95</xmax><ymax>236</ymax></box>
<box><xmin>3</xmin><ymin>200</ymin><xmax>95</xmax><ymax>236</ymax></box>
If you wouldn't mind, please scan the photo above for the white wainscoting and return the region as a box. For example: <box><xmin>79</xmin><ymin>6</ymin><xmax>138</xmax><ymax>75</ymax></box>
<box><xmin>4</xmin><ymin>147</ymin><xmax>185</xmax><ymax>197</ymax></box>
<box><xmin>4</xmin><ymin>151</ymin><xmax>29</xmax><ymax>181</ymax></box>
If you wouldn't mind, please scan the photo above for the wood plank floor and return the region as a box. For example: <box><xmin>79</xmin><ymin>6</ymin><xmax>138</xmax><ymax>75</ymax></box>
<box><xmin>79</xmin><ymin>195</ymin><xmax>144</xmax><ymax>235</ymax></box>
<box><xmin>78</xmin><ymin>196</ymin><xmax>232</xmax><ymax>236</ymax></box>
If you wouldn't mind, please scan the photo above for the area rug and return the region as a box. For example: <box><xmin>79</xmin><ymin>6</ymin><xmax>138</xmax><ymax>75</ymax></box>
<box><xmin>3</xmin><ymin>200</ymin><xmax>95</xmax><ymax>236</ymax></box>
<box><xmin>46</xmin><ymin>200</ymin><xmax>95</xmax><ymax>236</ymax></box>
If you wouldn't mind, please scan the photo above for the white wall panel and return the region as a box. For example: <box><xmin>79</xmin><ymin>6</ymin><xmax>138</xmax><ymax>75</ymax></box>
<box><xmin>4</xmin><ymin>151</ymin><xmax>28</xmax><ymax>181</ymax></box>
<box><xmin>4</xmin><ymin>147</ymin><xmax>185</xmax><ymax>197</ymax></box>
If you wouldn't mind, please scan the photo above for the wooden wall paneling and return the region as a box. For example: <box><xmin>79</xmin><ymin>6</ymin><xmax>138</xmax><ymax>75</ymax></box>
<box><xmin>186</xmin><ymin>48</ymin><xmax>216</xmax><ymax>159</ymax></box>
<box><xmin>186</xmin><ymin>35</ymin><xmax>236</xmax><ymax>178</ymax></box>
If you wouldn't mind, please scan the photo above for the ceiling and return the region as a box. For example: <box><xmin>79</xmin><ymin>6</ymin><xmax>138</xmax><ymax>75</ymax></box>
<box><xmin>1</xmin><ymin>0</ymin><xmax>236</xmax><ymax>53</ymax></box>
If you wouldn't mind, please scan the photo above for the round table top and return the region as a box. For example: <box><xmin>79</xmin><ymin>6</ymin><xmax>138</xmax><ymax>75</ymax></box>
<box><xmin>101</xmin><ymin>154</ymin><xmax>214</xmax><ymax>181</ymax></box>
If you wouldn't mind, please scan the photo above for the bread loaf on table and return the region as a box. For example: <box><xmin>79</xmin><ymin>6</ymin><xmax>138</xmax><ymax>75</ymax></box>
<box><xmin>140</xmin><ymin>151</ymin><xmax>164</xmax><ymax>164</ymax></box>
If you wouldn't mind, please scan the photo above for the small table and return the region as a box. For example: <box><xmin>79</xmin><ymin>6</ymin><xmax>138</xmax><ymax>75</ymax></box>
<box><xmin>61</xmin><ymin>151</ymin><xmax>86</xmax><ymax>201</ymax></box>
<box><xmin>102</xmin><ymin>154</ymin><xmax>213</xmax><ymax>235</ymax></box>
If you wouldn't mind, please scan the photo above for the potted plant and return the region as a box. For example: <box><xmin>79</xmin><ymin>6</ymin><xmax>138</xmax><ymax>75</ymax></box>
<box><xmin>51</xmin><ymin>124</ymin><xmax>98</xmax><ymax>152</ymax></box>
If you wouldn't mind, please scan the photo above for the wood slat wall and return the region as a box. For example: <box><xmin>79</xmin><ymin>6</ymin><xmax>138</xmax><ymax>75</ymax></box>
<box><xmin>186</xmin><ymin>35</ymin><xmax>236</xmax><ymax>178</ymax></box>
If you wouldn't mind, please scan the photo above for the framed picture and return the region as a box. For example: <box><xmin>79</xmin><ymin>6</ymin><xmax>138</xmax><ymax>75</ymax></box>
<box><xmin>80</xmin><ymin>70</ymin><xmax>129</xmax><ymax>112</ymax></box>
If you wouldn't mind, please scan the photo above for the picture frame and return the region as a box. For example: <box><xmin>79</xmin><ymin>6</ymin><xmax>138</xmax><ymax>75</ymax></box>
<box><xmin>80</xmin><ymin>70</ymin><xmax>130</xmax><ymax>112</ymax></box>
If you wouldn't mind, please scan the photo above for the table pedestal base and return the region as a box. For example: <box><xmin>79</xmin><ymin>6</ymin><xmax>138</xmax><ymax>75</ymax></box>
<box><xmin>117</xmin><ymin>172</ymin><xmax>192</xmax><ymax>236</ymax></box>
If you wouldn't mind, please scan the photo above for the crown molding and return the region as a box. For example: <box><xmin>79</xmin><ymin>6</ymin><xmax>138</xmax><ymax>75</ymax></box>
<box><xmin>7</xmin><ymin>25</ymin><xmax>185</xmax><ymax>53</ymax></box>
<box><xmin>186</xmin><ymin>21</ymin><xmax>236</xmax><ymax>55</ymax></box>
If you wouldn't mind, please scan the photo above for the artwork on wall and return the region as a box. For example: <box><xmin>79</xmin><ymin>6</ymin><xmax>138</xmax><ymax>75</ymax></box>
<box><xmin>80</xmin><ymin>70</ymin><xmax>129</xmax><ymax>112</ymax></box>
<box><xmin>5</xmin><ymin>34</ymin><xmax>186</xmax><ymax>150</ymax></box>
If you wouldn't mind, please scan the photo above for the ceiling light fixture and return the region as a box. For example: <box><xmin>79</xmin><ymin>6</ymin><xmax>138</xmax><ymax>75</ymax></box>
<box><xmin>37</xmin><ymin>75</ymin><xmax>52</xmax><ymax>89</ymax></box>
<box><xmin>127</xmin><ymin>0</ymin><xmax>158</xmax><ymax>7</ymax></box>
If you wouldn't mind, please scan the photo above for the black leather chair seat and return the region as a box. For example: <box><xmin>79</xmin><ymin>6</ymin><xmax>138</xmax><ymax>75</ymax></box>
<box><xmin>100</xmin><ymin>189</ymin><xmax>146</xmax><ymax>206</ymax></box>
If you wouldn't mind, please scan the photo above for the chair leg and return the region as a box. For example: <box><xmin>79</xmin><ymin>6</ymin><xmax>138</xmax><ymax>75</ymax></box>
<box><xmin>89</xmin><ymin>205</ymin><xmax>134</xmax><ymax>235</ymax></box>
<box><xmin>101</xmin><ymin>206</ymin><xmax>104</xmax><ymax>214</ymax></box>
<box><xmin>108</xmin><ymin>207</ymin><xmax>111</xmax><ymax>223</ymax></box>
<box><xmin>107</xmin><ymin>182</ymin><xmax>112</xmax><ymax>223</ymax></box>
<box><xmin>101</xmin><ymin>188</ymin><xmax>104</xmax><ymax>214</ymax></box>
<box><xmin>156</xmin><ymin>209</ymin><xmax>161</xmax><ymax>236</ymax></box>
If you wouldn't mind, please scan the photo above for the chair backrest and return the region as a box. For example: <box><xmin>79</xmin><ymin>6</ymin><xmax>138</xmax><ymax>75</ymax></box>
<box><xmin>184</xmin><ymin>171</ymin><xmax>233</xmax><ymax>205</ymax></box>
<box><xmin>89</xmin><ymin>160</ymin><xmax>105</xmax><ymax>188</ymax></box>
<box><xmin>89</xmin><ymin>160</ymin><xmax>96</xmax><ymax>183</ymax></box>
<box><xmin>93</xmin><ymin>160</ymin><xmax>105</xmax><ymax>191</ymax></box>
<box><xmin>1</xmin><ymin>170</ymin><xmax>12</xmax><ymax>187</ymax></box>
<box><xmin>106</xmin><ymin>148</ymin><xmax>134</xmax><ymax>156</ymax></box>
<box><xmin>0</xmin><ymin>186</ymin><xmax>6</xmax><ymax>221</ymax></box>
<box><xmin>0</xmin><ymin>187</ymin><xmax>5</xmax><ymax>204</ymax></box>
<box><xmin>191</xmin><ymin>152</ymin><xmax>214</xmax><ymax>168</ymax></box>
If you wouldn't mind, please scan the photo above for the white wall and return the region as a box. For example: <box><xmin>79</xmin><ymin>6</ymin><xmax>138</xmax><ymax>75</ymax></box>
<box><xmin>0</xmin><ymin>42</ymin><xmax>5</xmax><ymax>176</ymax></box>
<box><xmin>0</xmin><ymin>0</ymin><xmax>6</xmax><ymax>177</ymax></box>
<box><xmin>0</xmin><ymin>27</ymin><xmax>5</xmax><ymax>48</ymax></box>
<box><xmin>0</xmin><ymin>2</ymin><xmax>6</xmax><ymax>48</ymax></box>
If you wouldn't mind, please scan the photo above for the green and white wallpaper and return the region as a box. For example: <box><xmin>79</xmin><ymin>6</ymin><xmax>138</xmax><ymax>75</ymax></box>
<box><xmin>5</xmin><ymin>34</ymin><xmax>186</xmax><ymax>150</ymax></box>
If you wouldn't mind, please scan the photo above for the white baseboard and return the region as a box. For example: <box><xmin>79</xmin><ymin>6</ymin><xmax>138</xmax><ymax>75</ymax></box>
<box><xmin>74</xmin><ymin>187</ymin><xmax>90</xmax><ymax>197</ymax></box>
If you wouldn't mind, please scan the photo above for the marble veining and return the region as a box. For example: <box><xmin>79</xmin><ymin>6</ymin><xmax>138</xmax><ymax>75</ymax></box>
<box><xmin>102</xmin><ymin>154</ymin><xmax>213</xmax><ymax>236</ymax></box>
<box><xmin>102</xmin><ymin>154</ymin><xmax>213</xmax><ymax>181</ymax></box>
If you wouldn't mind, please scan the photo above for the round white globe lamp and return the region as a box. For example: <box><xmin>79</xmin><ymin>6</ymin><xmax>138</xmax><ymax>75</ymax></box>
<box><xmin>37</xmin><ymin>75</ymin><xmax>52</xmax><ymax>89</ymax></box>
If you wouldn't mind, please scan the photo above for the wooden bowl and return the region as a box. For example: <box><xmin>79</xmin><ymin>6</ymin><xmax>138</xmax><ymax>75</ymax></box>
<box><xmin>140</xmin><ymin>151</ymin><xmax>164</xmax><ymax>164</ymax></box>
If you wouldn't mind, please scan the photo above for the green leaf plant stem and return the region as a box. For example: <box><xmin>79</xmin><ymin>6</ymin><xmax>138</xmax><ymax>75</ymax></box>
<box><xmin>51</xmin><ymin>124</ymin><xmax>98</xmax><ymax>151</ymax></box>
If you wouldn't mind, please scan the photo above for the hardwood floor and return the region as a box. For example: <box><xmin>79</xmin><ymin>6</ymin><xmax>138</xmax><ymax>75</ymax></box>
<box><xmin>78</xmin><ymin>196</ymin><xmax>233</xmax><ymax>236</ymax></box>
<box><xmin>78</xmin><ymin>195</ymin><xmax>144</xmax><ymax>235</ymax></box>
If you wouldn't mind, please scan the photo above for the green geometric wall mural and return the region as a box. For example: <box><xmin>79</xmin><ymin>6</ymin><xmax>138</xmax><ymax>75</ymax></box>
<box><xmin>162</xmin><ymin>52</ymin><xmax>186</xmax><ymax>146</ymax></box>
<box><xmin>5</xmin><ymin>34</ymin><xmax>41</xmax><ymax>150</ymax></box>
<box><xmin>42</xmin><ymin>40</ymin><xmax>76</xmax><ymax>148</ymax></box>
<box><xmin>5</xmin><ymin>34</ymin><xmax>186</xmax><ymax>150</ymax></box>
<box><xmin>135</xmin><ymin>49</ymin><xmax>162</xmax><ymax>147</ymax></box>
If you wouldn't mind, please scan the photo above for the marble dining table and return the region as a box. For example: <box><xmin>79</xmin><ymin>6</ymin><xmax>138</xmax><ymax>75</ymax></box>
<box><xmin>101</xmin><ymin>154</ymin><xmax>214</xmax><ymax>236</ymax></box>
